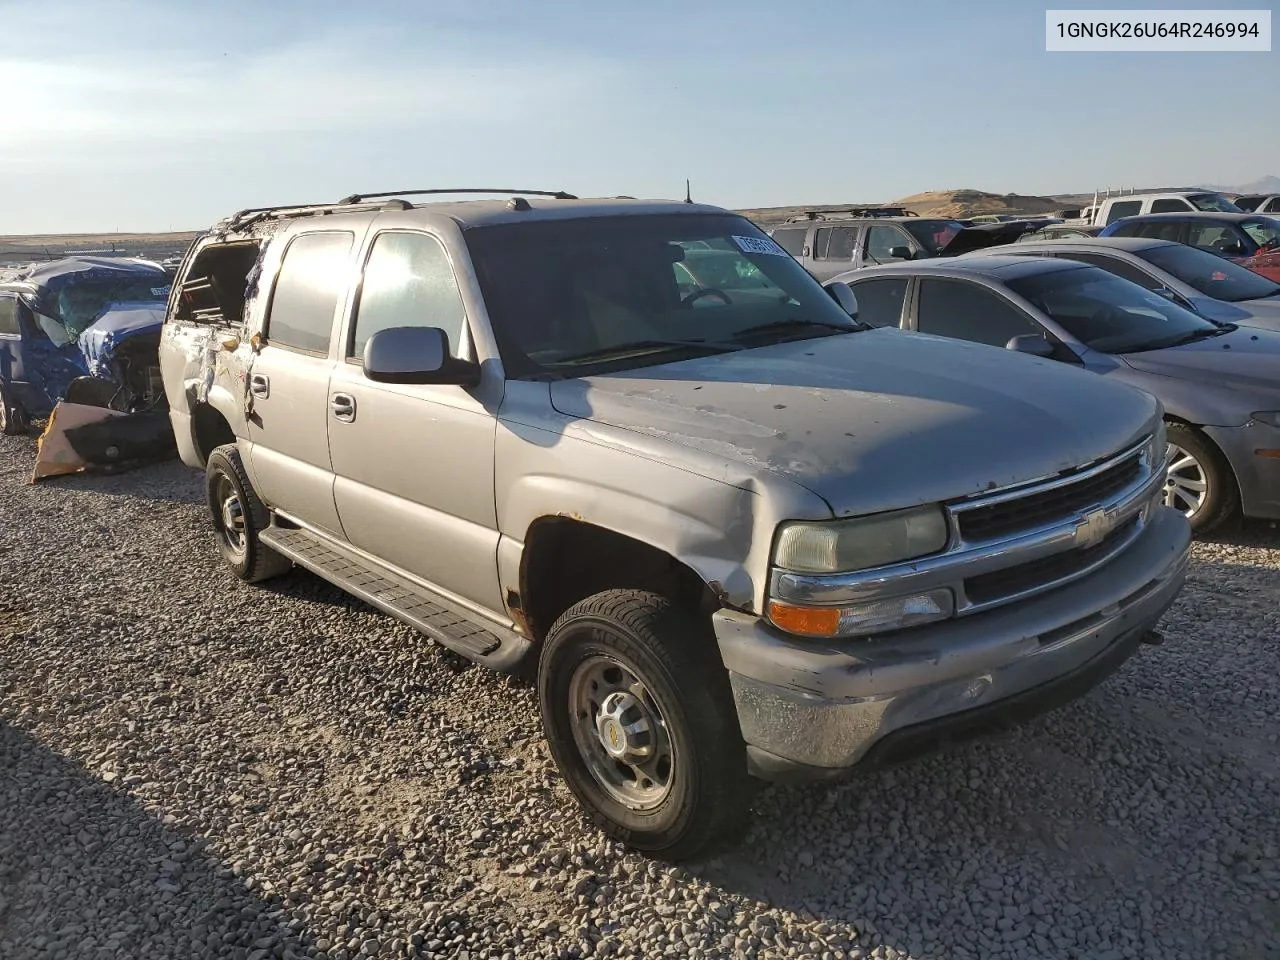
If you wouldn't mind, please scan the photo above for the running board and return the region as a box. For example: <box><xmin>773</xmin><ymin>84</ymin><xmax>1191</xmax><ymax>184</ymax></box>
<box><xmin>259</xmin><ymin>525</ymin><xmax>531</xmax><ymax>672</ymax></box>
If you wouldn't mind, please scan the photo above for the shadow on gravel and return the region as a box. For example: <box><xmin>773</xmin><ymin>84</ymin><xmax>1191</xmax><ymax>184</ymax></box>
<box><xmin>1198</xmin><ymin>517</ymin><xmax>1280</xmax><ymax>549</ymax></box>
<box><xmin>0</xmin><ymin>721</ymin><xmax>315</xmax><ymax>960</ymax></box>
<box><xmin>32</xmin><ymin>459</ymin><xmax>201</xmax><ymax>506</ymax></box>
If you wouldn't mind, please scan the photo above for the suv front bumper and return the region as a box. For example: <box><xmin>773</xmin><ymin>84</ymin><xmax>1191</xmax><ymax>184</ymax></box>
<box><xmin>714</xmin><ymin>505</ymin><xmax>1191</xmax><ymax>782</ymax></box>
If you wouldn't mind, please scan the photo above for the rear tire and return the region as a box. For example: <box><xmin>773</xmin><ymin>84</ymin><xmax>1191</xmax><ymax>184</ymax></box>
<box><xmin>537</xmin><ymin>589</ymin><xmax>754</xmax><ymax>861</ymax></box>
<box><xmin>205</xmin><ymin>443</ymin><xmax>292</xmax><ymax>582</ymax></box>
<box><xmin>1164</xmin><ymin>423</ymin><xmax>1237</xmax><ymax>534</ymax></box>
<box><xmin>0</xmin><ymin>382</ymin><xmax>27</xmax><ymax>436</ymax></box>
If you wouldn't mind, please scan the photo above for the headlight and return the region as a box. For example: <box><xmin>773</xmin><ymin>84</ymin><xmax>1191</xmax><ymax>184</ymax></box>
<box><xmin>1251</xmin><ymin>411</ymin><xmax>1280</xmax><ymax>428</ymax></box>
<box><xmin>768</xmin><ymin>590</ymin><xmax>955</xmax><ymax>639</ymax></box>
<box><xmin>769</xmin><ymin>506</ymin><xmax>952</xmax><ymax>638</ymax></box>
<box><xmin>773</xmin><ymin>505</ymin><xmax>948</xmax><ymax>574</ymax></box>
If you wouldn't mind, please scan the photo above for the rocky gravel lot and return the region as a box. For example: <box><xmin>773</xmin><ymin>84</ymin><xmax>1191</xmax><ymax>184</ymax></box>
<box><xmin>1</xmin><ymin>432</ymin><xmax>1278</xmax><ymax>960</ymax></box>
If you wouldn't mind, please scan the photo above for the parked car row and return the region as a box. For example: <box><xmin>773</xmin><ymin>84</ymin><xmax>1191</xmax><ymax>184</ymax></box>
<box><xmin>768</xmin><ymin>207</ymin><xmax>1035</xmax><ymax>281</ymax></box>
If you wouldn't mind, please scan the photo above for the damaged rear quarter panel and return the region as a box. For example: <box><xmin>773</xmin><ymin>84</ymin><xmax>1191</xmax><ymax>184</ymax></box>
<box><xmin>159</xmin><ymin>315</ymin><xmax>254</xmax><ymax>469</ymax></box>
<box><xmin>494</xmin><ymin>381</ymin><xmax>833</xmax><ymax>615</ymax></box>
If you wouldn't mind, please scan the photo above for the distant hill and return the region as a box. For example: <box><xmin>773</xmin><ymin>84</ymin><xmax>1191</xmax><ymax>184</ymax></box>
<box><xmin>0</xmin><ymin>230</ymin><xmax>197</xmax><ymax>268</ymax></box>
<box><xmin>1210</xmin><ymin>174</ymin><xmax>1280</xmax><ymax>196</ymax></box>
<box><xmin>737</xmin><ymin>189</ymin><xmax>1072</xmax><ymax>228</ymax></box>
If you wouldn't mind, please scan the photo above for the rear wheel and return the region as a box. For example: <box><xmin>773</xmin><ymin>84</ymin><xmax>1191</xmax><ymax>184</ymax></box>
<box><xmin>205</xmin><ymin>444</ymin><xmax>292</xmax><ymax>582</ymax></box>
<box><xmin>0</xmin><ymin>382</ymin><xmax>28</xmax><ymax>436</ymax></box>
<box><xmin>537</xmin><ymin>589</ymin><xmax>754</xmax><ymax>861</ymax></box>
<box><xmin>1164</xmin><ymin>423</ymin><xmax>1237</xmax><ymax>534</ymax></box>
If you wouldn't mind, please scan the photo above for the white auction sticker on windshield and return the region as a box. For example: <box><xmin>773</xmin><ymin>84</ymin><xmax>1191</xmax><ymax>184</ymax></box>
<box><xmin>732</xmin><ymin>235</ymin><xmax>789</xmax><ymax>257</ymax></box>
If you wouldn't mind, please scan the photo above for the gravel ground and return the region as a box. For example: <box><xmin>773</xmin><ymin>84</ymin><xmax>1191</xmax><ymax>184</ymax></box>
<box><xmin>1</xmin><ymin>433</ymin><xmax>1278</xmax><ymax>960</ymax></box>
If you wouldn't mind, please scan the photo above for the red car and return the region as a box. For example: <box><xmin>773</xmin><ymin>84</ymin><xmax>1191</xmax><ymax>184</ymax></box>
<box><xmin>1102</xmin><ymin>212</ymin><xmax>1280</xmax><ymax>282</ymax></box>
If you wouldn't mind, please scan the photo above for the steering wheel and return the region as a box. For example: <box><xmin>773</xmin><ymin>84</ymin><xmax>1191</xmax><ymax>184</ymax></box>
<box><xmin>681</xmin><ymin>287</ymin><xmax>732</xmax><ymax>307</ymax></box>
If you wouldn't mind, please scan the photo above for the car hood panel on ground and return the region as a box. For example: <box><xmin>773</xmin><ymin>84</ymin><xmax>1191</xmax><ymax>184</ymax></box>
<box><xmin>549</xmin><ymin>330</ymin><xmax>1156</xmax><ymax>516</ymax></box>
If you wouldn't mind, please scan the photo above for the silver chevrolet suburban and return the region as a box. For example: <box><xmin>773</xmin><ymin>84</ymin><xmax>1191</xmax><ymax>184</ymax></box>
<box><xmin>159</xmin><ymin>190</ymin><xmax>1191</xmax><ymax>860</ymax></box>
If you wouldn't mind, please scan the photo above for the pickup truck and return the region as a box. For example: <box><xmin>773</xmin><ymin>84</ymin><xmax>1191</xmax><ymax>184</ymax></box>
<box><xmin>159</xmin><ymin>191</ymin><xmax>1191</xmax><ymax>859</ymax></box>
<box><xmin>1073</xmin><ymin>191</ymin><xmax>1242</xmax><ymax>227</ymax></box>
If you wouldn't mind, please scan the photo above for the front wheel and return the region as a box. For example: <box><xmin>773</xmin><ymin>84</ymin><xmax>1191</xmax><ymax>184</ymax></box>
<box><xmin>0</xmin><ymin>382</ymin><xmax>28</xmax><ymax>436</ymax></box>
<box><xmin>1164</xmin><ymin>424</ymin><xmax>1237</xmax><ymax>534</ymax></box>
<box><xmin>537</xmin><ymin>589</ymin><xmax>754</xmax><ymax>861</ymax></box>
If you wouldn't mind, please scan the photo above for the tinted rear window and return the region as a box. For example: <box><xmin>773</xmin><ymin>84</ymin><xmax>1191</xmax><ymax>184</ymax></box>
<box><xmin>1141</xmin><ymin>244</ymin><xmax>1280</xmax><ymax>301</ymax></box>
<box><xmin>771</xmin><ymin>228</ymin><xmax>807</xmax><ymax>256</ymax></box>
<box><xmin>266</xmin><ymin>232</ymin><xmax>354</xmax><ymax>353</ymax></box>
<box><xmin>849</xmin><ymin>277</ymin><xmax>909</xmax><ymax>327</ymax></box>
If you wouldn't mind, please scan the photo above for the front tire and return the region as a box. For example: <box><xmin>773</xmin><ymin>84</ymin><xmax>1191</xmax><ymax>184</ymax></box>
<box><xmin>0</xmin><ymin>382</ymin><xmax>27</xmax><ymax>436</ymax></box>
<box><xmin>537</xmin><ymin>589</ymin><xmax>753</xmax><ymax>861</ymax></box>
<box><xmin>1164</xmin><ymin>423</ymin><xmax>1237</xmax><ymax>534</ymax></box>
<box><xmin>205</xmin><ymin>443</ymin><xmax>292</xmax><ymax>582</ymax></box>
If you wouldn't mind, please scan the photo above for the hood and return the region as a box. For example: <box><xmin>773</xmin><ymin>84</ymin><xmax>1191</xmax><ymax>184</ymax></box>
<box><xmin>1185</xmin><ymin>296</ymin><xmax>1280</xmax><ymax>332</ymax></box>
<box><xmin>1120</xmin><ymin>325</ymin><xmax>1280</xmax><ymax>399</ymax></box>
<box><xmin>77</xmin><ymin>302</ymin><xmax>166</xmax><ymax>377</ymax></box>
<box><xmin>937</xmin><ymin>222</ymin><xmax>1029</xmax><ymax>257</ymax></box>
<box><xmin>549</xmin><ymin>330</ymin><xmax>1157</xmax><ymax>517</ymax></box>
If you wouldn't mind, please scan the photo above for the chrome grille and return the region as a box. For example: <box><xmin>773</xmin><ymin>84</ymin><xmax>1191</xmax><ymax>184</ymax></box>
<box><xmin>963</xmin><ymin>515</ymin><xmax>1140</xmax><ymax>606</ymax></box>
<box><xmin>952</xmin><ymin>442</ymin><xmax>1146</xmax><ymax>546</ymax></box>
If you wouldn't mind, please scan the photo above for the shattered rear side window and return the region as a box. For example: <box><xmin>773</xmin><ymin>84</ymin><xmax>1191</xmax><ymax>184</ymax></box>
<box><xmin>176</xmin><ymin>241</ymin><xmax>264</xmax><ymax>326</ymax></box>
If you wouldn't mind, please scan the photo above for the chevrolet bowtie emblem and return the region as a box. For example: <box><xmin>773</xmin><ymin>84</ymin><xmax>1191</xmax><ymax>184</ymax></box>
<box><xmin>1075</xmin><ymin>507</ymin><xmax>1112</xmax><ymax>549</ymax></box>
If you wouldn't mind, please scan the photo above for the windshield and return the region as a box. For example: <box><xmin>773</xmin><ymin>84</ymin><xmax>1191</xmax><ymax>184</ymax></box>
<box><xmin>1007</xmin><ymin>264</ymin><xmax>1223</xmax><ymax>353</ymax></box>
<box><xmin>37</xmin><ymin>277</ymin><xmax>169</xmax><ymax>340</ymax></box>
<box><xmin>1140</xmin><ymin>243</ymin><xmax>1280</xmax><ymax>301</ymax></box>
<box><xmin>1241</xmin><ymin>218</ymin><xmax>1280</xmax><ymax>249</ymax></box>
<box><xmin>1188</xmin><ymin>193</ymin><xmax>1243</xmax><ymax>213</ymax></box>
<box><xmin>903</xmin><ymin>219</ymin><xmax>964</xmax><ymax>254</ymax></box>
<box><xmin>465</xmin><ymin>213</ymin><xmax>859</xmax><ymax>377</ymax></box>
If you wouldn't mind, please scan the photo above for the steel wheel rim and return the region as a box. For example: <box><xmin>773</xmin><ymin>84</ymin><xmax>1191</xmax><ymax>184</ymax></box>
<box><xmin>568</xmin><ymin>654</ymin><xmax>675</xmax><ymax>811</ymax></box>
<box><xmin>1164</xmin><ymin>442</ymin><xmax>1207</xmax><ymax>518</ymax></box>
<box><xmin>215</xmin><ymin>474</ymin><xmax>247</xmax><ymax>555</ymax></box>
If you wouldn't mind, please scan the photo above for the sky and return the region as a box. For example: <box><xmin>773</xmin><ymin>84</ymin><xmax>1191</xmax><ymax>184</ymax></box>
<box><xmin>2</xmin><ymin>0</ymin><xmax>1277</xmax><ymax>234</ymax></box>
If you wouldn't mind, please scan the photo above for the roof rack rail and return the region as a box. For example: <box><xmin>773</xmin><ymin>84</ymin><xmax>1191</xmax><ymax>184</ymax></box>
<box><xmin>783</xmin><ymin>206</ymin><xmax>918</xmax><ymax>223</ymax></box>
<box><xmin>337</xmin><ymin>188</ymin><xmax>578</xmax><ymax>204</ymax></box>
<box><xmin>222</xmin><ymin>198</ymin><xmax>412</xmax><ymax>231</ymax></box>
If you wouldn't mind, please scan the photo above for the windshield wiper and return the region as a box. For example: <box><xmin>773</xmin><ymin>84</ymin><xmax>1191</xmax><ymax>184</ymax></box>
<box><xmin>1162</xmin><ymin>325</ymin><xmax>1232</xmax><ymax>348</ymax></box>
<box><xmin>550</xmin><ymin>339</ymin><xmax>740</xmax><ymax>366</ymax></box>
<box><xmin>729</xmin><ymin>318</ymin><xmax>862</xmax><ymax>342</ymax></box>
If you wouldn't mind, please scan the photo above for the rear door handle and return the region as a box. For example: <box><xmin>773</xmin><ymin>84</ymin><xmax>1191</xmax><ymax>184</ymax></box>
<box><xmin>331</xmin><ymin>393</ymin><xmax>356</xmax><ymax>422</ymax></box>
<box><xmin>249</xmin><ymin>373</ymin><xmax>270</xmax><ymax>398</ymax></box>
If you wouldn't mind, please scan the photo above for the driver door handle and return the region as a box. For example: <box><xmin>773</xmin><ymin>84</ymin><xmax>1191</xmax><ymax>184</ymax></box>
<box><xmin>249</xmin><ymin>373</ymin><xmax>270</xmax><ymax>398</ymax></box>
<box><xmin>331</xmin><ymin>393</ymin><xmax>356</xmax><ymax>423</ymax></box>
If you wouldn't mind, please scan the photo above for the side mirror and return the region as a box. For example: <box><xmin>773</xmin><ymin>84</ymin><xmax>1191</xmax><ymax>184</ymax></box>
<box><xmin>824</xmin><ymin>281</ymin><xmax>859</xmax><ymax>318</ymax></box>
<box><xmin>363</xmin><ymin>326</ymin><xmax>480</xmax><ymax>386</ymax></box>
<box><xmin>1006</xmin><ymin>334</ymin><xmax>1054</xmax><ymax>357</ymax></box>
<box><xmin>1220</xmin><ymin>241</ymin><xmax>1248</xmax><ymax>257</ymax></box>
<box><xmin>887</xmin><ymin>245</ymin><xmax>914</xmax><ymax>261</ymax></box>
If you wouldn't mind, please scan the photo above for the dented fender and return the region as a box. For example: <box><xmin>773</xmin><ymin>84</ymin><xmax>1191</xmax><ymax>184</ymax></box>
<box><xmin>494</xmin><ymin>382</ymin><xmax>832</xmax><ymax>615</ymax></box>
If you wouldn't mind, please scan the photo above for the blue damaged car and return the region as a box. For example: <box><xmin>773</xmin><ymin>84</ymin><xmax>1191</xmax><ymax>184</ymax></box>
<box><xmin>0</xmin><ymin>257</ymin><xmax>171</xmax><ymax>434</ymax></box>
